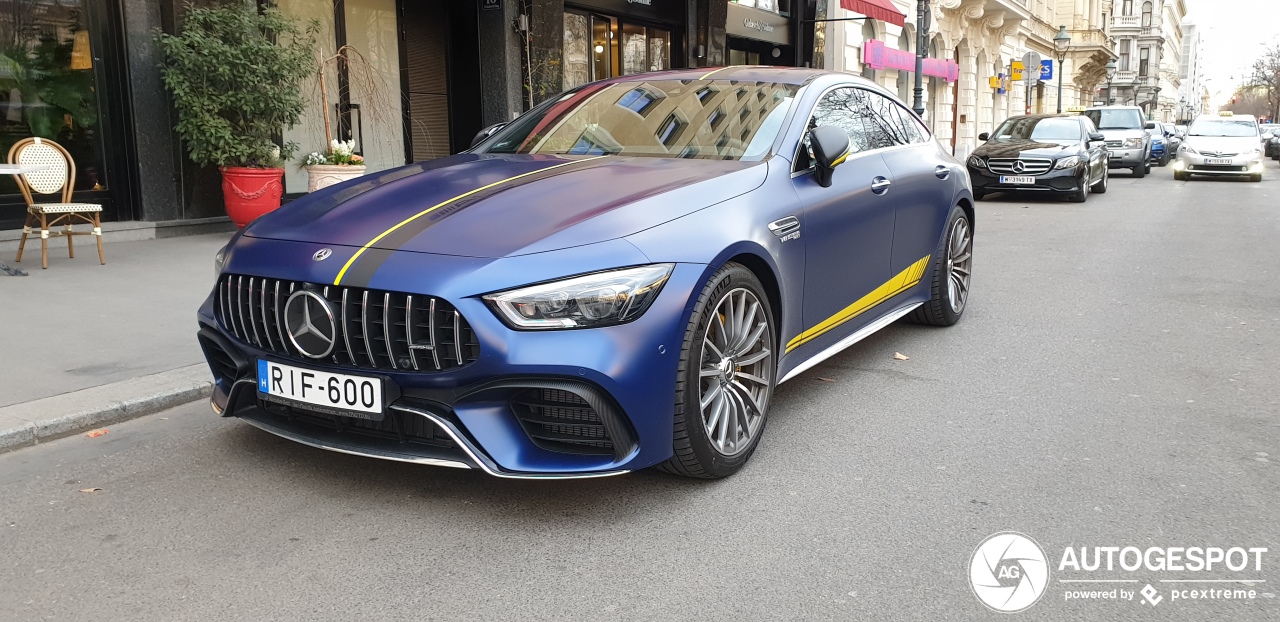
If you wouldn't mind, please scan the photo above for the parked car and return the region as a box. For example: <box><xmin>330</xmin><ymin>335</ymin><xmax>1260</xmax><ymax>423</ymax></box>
<box><xmin>1082</xmin><ymin>105</ymin><xmax>1154</xmax><ymax>177</ymax></box>
<box><xmin>1148</xmin><ymin>126</ymin><xmax>1168</xmax><ymax>166</ymax></box>
<box><xmin>1261</xmin><ymin>124</ymin><xmax>1280</xmax><ymax>158</ymax></box>
<box><xmin>967</xmin><ymin>114</ymin><xmax>1109</xmax><ymax>202</ymax></box>
<box><xmin>199</xmin><ymin>67</ymin><xmax>975</xmax><ymax>479</ymax></box>
<box><xmin>1173</xmin><ymin>112</ymin><xmax>1264</xmax><ymax>182</ymax></box>
<box><xmin>1160</xmin><ymin>122</ymin><xmax>1182</xmax><ymax>156</ymax></box>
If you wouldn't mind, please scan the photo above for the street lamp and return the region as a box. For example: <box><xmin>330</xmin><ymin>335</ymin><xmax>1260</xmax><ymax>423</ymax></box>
<box><xmin>912</xmin><ymin>0</ymin><xmax>931</xmax><ymax>117</ymax></box>
<box><xmin>1053</xmin><ymin>25</ymin><xmax>1072</xmax><ymax>113</ymax></box>
<box><xmin>1104</xmin><ymin>58</ymin><xmax>1117</xmax><ymax>105</ymax></box>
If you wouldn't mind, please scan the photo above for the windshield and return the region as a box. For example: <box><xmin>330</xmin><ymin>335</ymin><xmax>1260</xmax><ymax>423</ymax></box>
<box><xmin>991</xmin><ymin>117</ymin><xmax>1081</xmax><ymax>141</ymax></box>
<box><xmin>1188</xmin><ymin>119</ymin><xmax>1259</xmax><ymax>137</ymax></box>
<box><xmin>478</xmin><ymin>79</ymin><xmax>799</xmax><ymax>160</ymax></box>
<box><xmin>1083</xmin><ymin>109</ymin><xmax>1144</xmax><ymax>130</ymax></box>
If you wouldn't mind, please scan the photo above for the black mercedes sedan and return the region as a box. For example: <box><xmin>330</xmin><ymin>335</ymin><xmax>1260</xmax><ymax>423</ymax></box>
<box><xmin>967</xmin><ymin>114</ymin><xmax>1109</xmax><ymax>202</ymax></box>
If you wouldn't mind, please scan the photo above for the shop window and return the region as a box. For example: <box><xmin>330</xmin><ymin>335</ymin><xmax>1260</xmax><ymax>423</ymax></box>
<box><xmin>0</xmin><ymin>3</ymin><xmax>108</xmax><ymax>196</ymax></box>
<box><xmin>563</xmin><ymin>12</ymin><xmax>591</xmax><ymax>90</ymax></box>
<box><xmin>621</xmin><ymin>23</ymin><xmax>671</xmax><ymax>77</ymax></box>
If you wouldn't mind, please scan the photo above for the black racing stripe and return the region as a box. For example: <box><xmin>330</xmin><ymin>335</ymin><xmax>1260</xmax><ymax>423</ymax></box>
<box><xmin>337</xmin><ymin>158</ymin><xmax>613</xmax><ymax>287</ymax></box>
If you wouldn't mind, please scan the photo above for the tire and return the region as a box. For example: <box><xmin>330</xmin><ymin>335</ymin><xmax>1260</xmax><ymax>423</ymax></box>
<box><xmin>1069</xmin><ymin>172</ymin><xmax>1090</xmax><ymax>203</ymax></box>
<box><xmin>907</xmin><ymin>205</ymin><xmax>971</xmax><ymax>327</ymax></box>
<box><xmin>1091</xmin><ymin>166</ymin><xmax>1108</xmax><ymax>193</ymax></box>
<box><xmin>1250</xmin><ymin>174</ymin><xmax>1263</xmax><ymax>182</ymax></box>
<box><xmin>973</xmin><ymin>190</ymin><xmax>986</xmax><ymax>201</ymax></box>
<box><xmin>1145</xmin><ymin>162</ymin><xmax>1152</xmax><ymax>174</ymax></box>
<box><xmin>1174</xmin><ymin>170</ymin><xmax>1188</xmax><ymax>181</ymax></box>
<box><xmin>1132</xmin><ymin>164</ymin><xmax>1146</xmax><ymax>178</ymax></box>
<box><xmin>658</xmin><ymin>263</ymin><xmax>776</xmax><ymax>479</ymax></box>
<box><xmin>1159</xmin><ymin>153</ymin><xmax>1170</xmax><ymax>167</ymax></box>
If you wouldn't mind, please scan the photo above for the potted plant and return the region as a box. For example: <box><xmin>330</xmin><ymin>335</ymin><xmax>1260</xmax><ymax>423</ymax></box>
<box><xmin>157</xmin><ymin>1</ymin><xmax>315</xmax><ymax>227</ymax></box>
<box><xmin>302</xmin><ymin>139</ymin><xmax>365</xmax><ymax>192</ymax></box>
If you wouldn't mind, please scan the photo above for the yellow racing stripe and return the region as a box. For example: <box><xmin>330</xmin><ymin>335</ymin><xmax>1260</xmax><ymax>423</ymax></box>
<box><xmin>785</xmin><ymin>255</ymin><xmax>931</xmax><ymax>353</ymax></box>
<box><xmin>332</xmin><ymin>156</ymin><xmax>606</xmax><ymax>285</ymax></box>
<box><xmin>698</xmin><ymin>66</ymin><xmax>733</xmax><ymax>80</ymax></box>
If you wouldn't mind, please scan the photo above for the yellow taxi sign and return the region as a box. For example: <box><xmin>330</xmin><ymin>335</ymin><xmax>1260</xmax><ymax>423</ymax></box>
<box><xmin>1066</xmin><ymin>106</ymin><xmax>1087</xmax><ymax>114</ymax></box>
<box><xmin>1219</xmin><ymin>110</ymin><xmax>1234</xmax><ymax>116</ymax></box>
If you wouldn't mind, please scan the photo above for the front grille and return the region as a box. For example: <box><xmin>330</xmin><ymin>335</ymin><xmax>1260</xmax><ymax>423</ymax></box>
<box><xmin>257</xmin><ymin>398</ymin><xmax>455</xmax><ymax>448</ymax></box>
<box><xmin>1200</xmin><ymin>151</ymin><xmax>1238</xmax><ymax>158</ymax></box>
<box><xmin>511</xmin><ymin>388</ymin><xmax>614</xmax><ymax>456</ymax></box>
<box><xmin>987</xmin><ymin>158</ymin><xmax>1053</xmax><ymax>175</ymax></box>
<box><xmin>1189</xmin><ymin>164</ymin><xmax>1247</xmax><ymax>172</ymax></box>
<box><xmin>1105</xmin><ymin>140</ymin><xmax>1123</xmax><ymax>148</ymax></box>
<box><xmin>217</xmin><ymin>274</ymin><xmax>479</xmax><ymax>372</ymax></box>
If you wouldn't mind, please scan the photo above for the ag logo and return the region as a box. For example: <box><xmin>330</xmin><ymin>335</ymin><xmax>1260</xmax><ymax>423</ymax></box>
<box><xmin>969</xmin><ymin>532</ymin><xmax>1050</xmax><ymax>613</ymax></box>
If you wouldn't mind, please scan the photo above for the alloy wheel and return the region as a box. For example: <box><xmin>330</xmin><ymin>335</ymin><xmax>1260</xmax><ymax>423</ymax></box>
<box><xmin>698</xmin><ymin>288</ymin><xmax>773</xmax><ymax>457</ymax></box>
<box><xmin>945</xmin><ymin>217</ymin><xmax>973</xmax><ymax>314</ymax></box>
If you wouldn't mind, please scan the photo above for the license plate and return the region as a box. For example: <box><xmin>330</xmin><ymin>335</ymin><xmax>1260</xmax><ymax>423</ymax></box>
<box><xmin>1204</xmin><ymin>158</ymin><xmax>1232</xmax><ymax>165</ymax></box>
<box><xmin>257</xmin><ymin>360</ymin><xmax>383</xmax><ymax>419</ymax></box>
<box><xmin>999</xmin><ymin>175</ymin><xmax>1036</xmax><ymax>185</ymax></box>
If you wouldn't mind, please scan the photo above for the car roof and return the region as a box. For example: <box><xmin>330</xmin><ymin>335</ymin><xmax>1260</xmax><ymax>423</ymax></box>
<box><xmin>1082</xmin><ymin>105</ymin><xmax>1143</xmax><ymax>110</ymax></box>
<box><xmin>599</xmin><ymin>66</ymin><xmax>828</xmax><ymax>87</ymax></box>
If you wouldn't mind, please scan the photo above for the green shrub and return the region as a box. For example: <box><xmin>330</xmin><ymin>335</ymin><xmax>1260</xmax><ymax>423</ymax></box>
<box><xmin>157</xmin><ymin>2</ymin><xmax>315</xmax><ymax>168</ymax></box>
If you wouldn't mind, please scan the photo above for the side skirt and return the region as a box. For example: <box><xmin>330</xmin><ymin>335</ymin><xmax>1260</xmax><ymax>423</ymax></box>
<box><xmin>777</xmin><ymin>302</ymin><xmax>923</xmax><ymax>385</ymax></box>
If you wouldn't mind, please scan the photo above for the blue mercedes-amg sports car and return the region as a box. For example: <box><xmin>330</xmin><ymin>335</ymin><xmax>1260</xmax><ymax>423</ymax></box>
<box><xmin>200</xmin><ymin>67</ymin><xmax>975</xmax><ymax>479</ymax></box>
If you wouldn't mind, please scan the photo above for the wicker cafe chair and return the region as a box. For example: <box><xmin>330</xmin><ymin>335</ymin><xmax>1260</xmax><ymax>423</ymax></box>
<box><xmin>9</xmin><ymin>137</ymin><xmax>105</xmax><ymax>269</ymax></box>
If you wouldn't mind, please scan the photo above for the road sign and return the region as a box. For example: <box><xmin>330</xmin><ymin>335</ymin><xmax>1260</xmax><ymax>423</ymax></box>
<box><xmin>1040</xmin><ymin>59</ymin><xmax>1053</xmax><ymax>81</ymax></box>
<box><xmin>1022</xmin><ymin>52</ymin><xmax>1042</xmax><ymax>85</ymax></box>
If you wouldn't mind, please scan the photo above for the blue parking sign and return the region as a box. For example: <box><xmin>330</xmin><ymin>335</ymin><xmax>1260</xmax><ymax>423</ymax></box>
<box><xmin>1040</xmin><ymin>59</ymin><xmax>1053</xmax><ymax>81</ymax></box>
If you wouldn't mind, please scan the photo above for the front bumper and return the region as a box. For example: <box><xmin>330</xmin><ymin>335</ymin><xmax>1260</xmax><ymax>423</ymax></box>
<box><xmin>1106</xmin><ymin>147</ymin><xmax>1146</xmax><ymax>167</ymax></box>
<box><xmin>1173</xmin><ymin>151</ymin><xmax>1264</xmax><ymax>177</ymax></box>
<box><xmin>967</xmin><ymin>165</ymin><xmax>1083</xmax><ymax>194</ymax></box>
<box><xmin>199</xmin><ymin>246</ymin><xmax>707</xmax><ymax>478</ymax></box>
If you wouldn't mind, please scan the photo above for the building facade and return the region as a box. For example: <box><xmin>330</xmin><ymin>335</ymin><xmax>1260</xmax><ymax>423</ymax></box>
<box><xmin>1177</xmin><ymin>20</ymin><xmax>1202</xmax><ymax>122</ymax></box>
<box><xmin>822</xmin><ymin>0</ymin><xmax>1116</xmax><ymax>158</ymax></box>
<box><xmin>1103</xmin><ymin>0</ymin><xmax>1185</xmax><ymax>121</ymax></box>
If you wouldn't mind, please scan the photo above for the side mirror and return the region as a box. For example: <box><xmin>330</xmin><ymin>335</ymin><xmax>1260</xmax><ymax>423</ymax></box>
<box><xmin>1089</xmin><ymin>132</ymin><xmax>1105</xmax><ymax>142</ymax></box>
<box><xmin>978</xmin><ymin>132</ymin><xmax>990</xmax><ymax>141</ymax></box>
<box><xmin>1144</xmin><ymin>122</ymin><xmax>1156</xmax><ymax>130</ymax></box>
<box><xmin>470</xmin><ymin>122</ymin><xmax>508</xmax><ymax>149</ymax></box>
<box><xmin>809</xmin><ymin>125</ymin><xmax>850</xmax><ymax>188</ymax></box>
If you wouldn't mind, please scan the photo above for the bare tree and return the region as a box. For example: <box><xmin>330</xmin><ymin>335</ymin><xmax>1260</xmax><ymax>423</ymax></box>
<box><xmin>1245</xmin><ymin>44</ymin><xmax>1280</xmax><ymax>121</ymax></box>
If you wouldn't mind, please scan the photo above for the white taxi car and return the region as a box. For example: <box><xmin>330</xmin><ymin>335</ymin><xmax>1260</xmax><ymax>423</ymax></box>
<box><xmin>1173</xmin><ymin>112</ymin><xmax>1265</xmax><ymax>182</ymax></box>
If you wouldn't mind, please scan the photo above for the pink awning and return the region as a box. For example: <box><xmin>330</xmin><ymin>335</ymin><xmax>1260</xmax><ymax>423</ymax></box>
<box><xmin>840</xmin><ymin>0</ymin><xmax>906</xmax><ymax>27</ymax></box>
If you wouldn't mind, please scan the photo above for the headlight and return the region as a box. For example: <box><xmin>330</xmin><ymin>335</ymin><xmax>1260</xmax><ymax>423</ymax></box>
<box><xmin>1123</xmin><ymin>138</ymin><xmax>1143</xmax><ymax>149</ymax></box>
<box><xmin>484</xmin><ymin>264</ymin><xmax>674</xmax><ymax>329</ymax></box>
<box><xmin>1243</xmin><ymin>148</ymin><xmax>1261</xmax><ymax>157</ymax></box>
<box><xmin>1053</xmin><ymin>156</ymin><xmax>1080</xmax><ymax>170</ymax></box>
<box><xmin>967</xmin><ymin>156</ymin><xmax>986</xmax><ymax>169</ymax></box>
<box><xmin>214</xmin><ymin>245</ymin><xmax>228</xmax><ymax>277</ymax></box>
<box><xmin>1180</xmin><ymin>145</ymin><xmax>1198</xmax><ymax>155</ymax></box>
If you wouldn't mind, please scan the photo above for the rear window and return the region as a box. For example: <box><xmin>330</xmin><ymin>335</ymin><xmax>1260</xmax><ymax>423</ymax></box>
<box><xmin>1083</xmin><ymin>108</ymin><xmax>1144</xmax><ymax>130</ymax></box>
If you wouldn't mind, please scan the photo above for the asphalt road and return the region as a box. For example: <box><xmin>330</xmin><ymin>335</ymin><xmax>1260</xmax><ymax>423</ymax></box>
<box><xmin>2</xmin><ymin>163</ymin><xmax>1278</xmax><ymax>621</ymax></box>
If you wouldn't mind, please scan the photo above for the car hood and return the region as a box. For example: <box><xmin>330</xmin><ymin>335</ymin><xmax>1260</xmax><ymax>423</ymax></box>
<box><xmin>1182</xmin><ymin>136</ymin><xmax>1261</xmax><ymax>153</ymax></box>
<box><xmin>1096</xmin><ymin>128</ymin><xmax>1145</xmax><ymax>140</ymax></box>
<box><xmin>245</xmin><ymin>154</ymin><xmax>766</xmax><ymax>258</ymax></box>
<box><xmin>973</xmin><ymin>138</ymin><xmax>1080</xmax><ymax>159</ymax></box>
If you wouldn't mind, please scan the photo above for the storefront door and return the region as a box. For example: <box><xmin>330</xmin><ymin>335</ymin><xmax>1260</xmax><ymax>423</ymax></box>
<box><xmin>562</xmin><ymin>1</ymin><xmax>680</xmax><ymax>91</ymax></box>
<box><xmin>0</xmin><ymin>0</ymin><xmax>132</xmax><ymax>231</ymax></box>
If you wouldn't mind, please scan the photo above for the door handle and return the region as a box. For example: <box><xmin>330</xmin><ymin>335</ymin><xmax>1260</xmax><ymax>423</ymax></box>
<box><xmin>870</xmin><ymin>177</ymin><xmax>891</xmax><ymax>194</ymax></box>
<box><xmin>935</xmin><ymin>165</ymin><xmax>951</xmax><ymax>179</ymax></box>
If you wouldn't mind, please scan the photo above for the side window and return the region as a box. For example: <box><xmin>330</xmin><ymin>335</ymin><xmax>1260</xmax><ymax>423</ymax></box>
<box><xmin>860</xmin><ymin>91</ymin><xmax>913</xmax><ymax>150</ymax></box>
<box><xmin>888</xmin><ymin>101</ymin><xmax>929</xmax><ymax>144</ymax></box>
<box><xmin>796</xmin><ymin>87</ymin><xmax>869</xmax><ymax>170</ymax></box>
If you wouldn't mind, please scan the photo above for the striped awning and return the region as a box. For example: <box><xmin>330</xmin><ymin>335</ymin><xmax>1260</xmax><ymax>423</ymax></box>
<box><xmin>840</xmin><ymin>0</ymin><xmax>907</xmax><ymax>27</ymax></box>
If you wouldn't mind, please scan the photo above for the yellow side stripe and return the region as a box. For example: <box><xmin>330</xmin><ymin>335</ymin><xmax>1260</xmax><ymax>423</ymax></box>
<box><xmin>698</xmin><ymin>66</ymin><xmax>733</xmax><ymax>80</ymax></box>
<box><xmin>785</xmin><ymin>255</ymin><xmax>931</xmax><ymax>353</ymax></box>
<box><xmin>333</xmin><ymin>156</ymin><xmax>606</xmax><ymax>285</ymax></box>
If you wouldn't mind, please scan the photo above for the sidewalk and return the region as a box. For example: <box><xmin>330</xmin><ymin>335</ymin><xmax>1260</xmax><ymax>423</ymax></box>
<box><xmin>0</xmin><ymin>232</ymin><xmax>231</xmax><ymax>450</ymax></box>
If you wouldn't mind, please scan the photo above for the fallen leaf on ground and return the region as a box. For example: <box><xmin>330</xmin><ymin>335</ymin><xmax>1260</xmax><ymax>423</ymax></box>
<box><xmin>817</xmin><ymin>377</ymin><xmax>836</xmax><ymax>382</ymax></box>
<box><xmin>78</xmin><ymin>488</ymin><xmax>102</xmax><ymax>493</ymax></box>
<box><xmin>893</xmin><ymin>352</ymin><xmax>910</xmax><ymax>361</ymax></box>
<box><xmin>84</xmin><ymin>429</ymin><xmax>108</xmax><ymax>438</ymax></box>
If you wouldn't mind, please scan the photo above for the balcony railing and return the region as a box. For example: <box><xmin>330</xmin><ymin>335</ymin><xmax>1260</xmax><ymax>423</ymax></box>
<box><xmin>1068</xmin><ymin>28</ymin><xmax>1114</xmax><ymax>49</ymax></box>
<box><xmin>1112</xmin><ymin>15</ymin><xmax>1141</xmax><ymax>29</ymax></box>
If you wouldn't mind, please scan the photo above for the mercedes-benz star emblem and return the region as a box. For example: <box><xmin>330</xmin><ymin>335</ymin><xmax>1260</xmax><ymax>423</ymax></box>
<box><xmin>284</xmin><ymin>290</ymin><xmax>337</xmax><ymax>359</ymax></box>
<box><xmin>1012</xmin><ymin>160</ymin><xmax>1026</xmax><ymax>173</ymax></box>
<box><xmin>312</xmin><ymin>248</ymin><xmax>332</xmax><ymax>262</ymax></box>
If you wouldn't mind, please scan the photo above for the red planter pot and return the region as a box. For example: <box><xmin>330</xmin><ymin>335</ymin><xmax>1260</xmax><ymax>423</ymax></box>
<box><xmin>221</xmin><ymin>167</ymin><xmax>285</xmax><ymax>228</ymax></box>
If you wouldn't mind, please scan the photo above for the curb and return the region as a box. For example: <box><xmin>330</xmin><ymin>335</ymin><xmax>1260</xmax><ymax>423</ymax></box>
<box><xmin>0</xmin><ymin>365</ymin><xmax>213</xmax><ymax>453</ymax></box>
